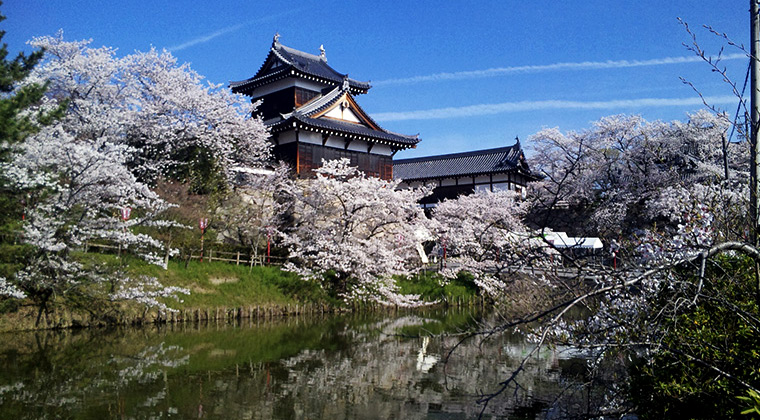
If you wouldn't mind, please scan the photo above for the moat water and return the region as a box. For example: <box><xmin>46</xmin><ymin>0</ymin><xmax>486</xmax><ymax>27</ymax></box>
<box><xmin>0</xmin><ymin>308</ymin><xmax>594</xmax><ymax>419</ymax></box>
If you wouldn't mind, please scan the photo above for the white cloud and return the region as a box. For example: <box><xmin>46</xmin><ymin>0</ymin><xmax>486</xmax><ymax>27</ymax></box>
<box><xmin>372</xmin><ymin>95</ymin><xmax>739</xmax><ymax>121</ymax></box>
<box><xmin>373</xmin><ymin>53</ymin><xmax>747</xmax><ymax>86</ymax></box>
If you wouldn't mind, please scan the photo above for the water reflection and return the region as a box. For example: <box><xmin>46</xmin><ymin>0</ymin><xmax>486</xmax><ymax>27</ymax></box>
<box><xmin>0</xmin><ymin>309</ymin><xmax>594</xmax><ymax>419</ymax></box>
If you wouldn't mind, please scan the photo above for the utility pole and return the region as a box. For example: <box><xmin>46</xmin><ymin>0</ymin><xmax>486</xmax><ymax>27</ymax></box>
<box><xmin>752</xmin><ymin>0</ymin><xmax>760</xmax><ymax>303</ymax></box>
<box><xmin>751</xmin><ymin>0</ymin><xmax>760</xmax><ymax>246</ymax></box>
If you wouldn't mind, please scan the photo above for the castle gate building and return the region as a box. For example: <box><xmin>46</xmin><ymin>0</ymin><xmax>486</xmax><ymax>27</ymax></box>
<box><xmin>393</xmin><ymin>140</ymin><xmax>540</xmax><ymax>207</ymax></box>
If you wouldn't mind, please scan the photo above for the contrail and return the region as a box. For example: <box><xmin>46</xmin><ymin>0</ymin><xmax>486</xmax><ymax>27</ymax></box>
<box><xmin>372</xmin><ymin>95</ymin><xmax>738</xmax><ymax>122</ymax></box>
<box><xmin>373</xmin><ymin>53</ymin><xmax>747</xmax><ymax>86</ymax></box>
<box><xmin>167</xmin><ymin>8</ymin><xmax>308</xmax><ymax>52</ymax></box>
<box><xmin>168</xmin><ymin>24</ymin><xmax>245</xmax><ymax>52</ymax></box>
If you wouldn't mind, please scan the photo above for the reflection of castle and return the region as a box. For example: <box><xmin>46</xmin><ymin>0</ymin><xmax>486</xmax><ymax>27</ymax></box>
<box><xmin>232</xmin><ymin>35</ymin><xmax>539</xmax><ymax>201</ymax></box>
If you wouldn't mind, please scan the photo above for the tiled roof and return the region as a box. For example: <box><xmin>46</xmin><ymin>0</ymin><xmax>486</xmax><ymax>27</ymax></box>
<box><xmin>230</xmin><ymin>38</ymin><xmax>371</xmax><ymax>94</ymax></box>
<box><xmin>284</xmin><ymin>84</ymin><xmax>346</xmax><ymax>117</ymax></box>
<box><xmin>393</xmin><ymin>143</ymin><xmax>538</xmax><ymax>181</ymax></box>
<box><xmin>271</xmin><ymin>81</ymin><xmax>419</xmax><ymax>148</ymax></box>
<box><xmin>270</xmin><ymin>113</ymin><xmax>420</xmax><ymax>147</ymax></box>
<box><xmin>232</xmin><ymin>36</ymin><xmax>417</xmax><ymax>149</ymax></box>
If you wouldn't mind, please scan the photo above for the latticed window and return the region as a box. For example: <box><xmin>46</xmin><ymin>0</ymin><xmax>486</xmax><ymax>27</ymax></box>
<box><xmin>295</xmin><ymin>88</ymin><xmax>319</xmax><ymax>107</ymax></box>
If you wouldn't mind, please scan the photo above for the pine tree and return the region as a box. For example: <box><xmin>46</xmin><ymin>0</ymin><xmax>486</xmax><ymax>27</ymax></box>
<box><xmin>0</xmin><ymin>2</ymin><xmax>59</xmax><ymax>279</ymax></box>
<box><xmin>0</xmin><ymin>4</ymin><xmax>49</xmax><ymax>156</ymax></box>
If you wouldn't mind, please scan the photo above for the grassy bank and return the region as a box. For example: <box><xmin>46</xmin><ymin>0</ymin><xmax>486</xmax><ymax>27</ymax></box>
<box><xmin>0</xmin><ymin>254</ymin><xmax>338</xmax><ymax>332</ymax></box>
<box><xmin>125</xmin><ymin>257</ymin><xmax>334</xmax><ymax>309</ymax></box>
<box><xmin>0</xmin><ymin>253</ymin><xmax>483</xmax><ymax>332</ymax></box>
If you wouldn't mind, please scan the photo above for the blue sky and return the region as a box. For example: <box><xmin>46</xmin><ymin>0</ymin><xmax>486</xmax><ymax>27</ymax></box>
<box><xmin>3</xmin><ymin>0</ymin><xmax>749</xmax><ymax>159</ymax></box>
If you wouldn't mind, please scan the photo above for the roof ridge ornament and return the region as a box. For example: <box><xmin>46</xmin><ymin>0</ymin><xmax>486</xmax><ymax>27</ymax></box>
<box><xmin>272</xmin><ymin>33</ymin><xmax>281</xmax><ymax>48</ymax></box>
<box><xmin>342</xmin><ymin>75</ymin><xmax>350</xmax><ymax>91</ymax></box>
<box><xmin>319</xmin><ymin>44</ymin><xmax>327</xmax><ymax>62</ymax></box>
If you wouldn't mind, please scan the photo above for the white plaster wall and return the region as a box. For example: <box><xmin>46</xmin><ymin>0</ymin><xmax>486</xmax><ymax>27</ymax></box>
<box><xmin>493</xmin><ymin>182</ymin><xmax>510</xmax><ymax>191</ymax></box>
<box><xmin>277</xmin><ymin>130</ymin><xmax>297</xmax><ymax>145</ymax></box>
<box><xmin>372</xmin><ymin>144</ymin><xmax>392</xmax><ymax>156</ymax></box>
<box><xmin>294</xmin><ymin>79</ymin><xmax>326</xmax><ymax>91</ymax></box>
<box><xmin>277</xmin><ymin>130</ymin><xmax>397</xmax><ymax>157</ymax></box>
<box><xmin>250</xmin><ymin>78</ymin><xmax>326</xmax><ymax>100</ymax></box>
<box><xmin>323</xmin><ymin>107</ymin><xmax>361</xmax><ymax>123</ymax></box>
<box><xmin>325</xmin><ymin>135</ymin><xmax>344</xmax><ymax>148</ymax></box>
<box><xmin>250</xmin><ymin>79</ymin><xmax>295</xmax><ymax>100</ymax></box>
<box><xmin>299</xmin><ymin>131</ymin><xmax>322</xmax><ymax>145</ymax></box>
<box><xmin>346</xmin><ymin>138</ymin><xmax>369</xmax><ymax>152</ymax></box>
<box><xmin>323</xmin><ymin>107</ymin><xmax>343</xmax><ymax>120</ymax></box>
<box><xmin>440</xmin><ymin>178</ymin><xmax>457</xmax><ymax>187</ymax></box>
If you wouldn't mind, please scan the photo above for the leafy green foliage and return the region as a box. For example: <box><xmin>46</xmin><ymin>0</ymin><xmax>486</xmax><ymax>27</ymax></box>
<box><xmin>0</xmin><ymin>3</ymin><xmax>66</xmax><ymax>159</ymax></box>
<box><xmin>628</xmin><ymin>256</ymin><xmax>760</xmax><ymax>419</ymax></box>
<box><xmin>0</xmin><ymin>19</ymin><xmax>44</xmax><ymax>151</ymax></box>
<box><xmin>163</xmin><ymin>146</ymin><xmax>228</xmax><ymax>195</ymax></box>
<box><xmin>272</xmin><ymin>270</ymin><xmax>341</xmax><ymax>306</ymax></box>
<box><xmin>738</xmin><ymin>389</ymin><xmax>760</xmax><ymax>417</ymax></box>
<box><xmin>396</xmin><ymin>271</ymin><xmax>480</xmax><ymax>303</ymax></box>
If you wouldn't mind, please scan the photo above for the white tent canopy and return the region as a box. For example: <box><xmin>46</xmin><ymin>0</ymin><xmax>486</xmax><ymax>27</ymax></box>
<box><xmin>544</xmin><ymin>232</ymin><xmax>603</xmax><ymax>250</ymax></box>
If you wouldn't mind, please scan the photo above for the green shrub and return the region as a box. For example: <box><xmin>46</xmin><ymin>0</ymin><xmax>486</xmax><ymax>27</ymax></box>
<box><xmin>628</xmin><ymin>255</ymin><xmax>760</xmax><ymax>419</ymax></box>
<box><xmin>397</xmin><ymin>271</ymin><xmax>479</xmax><ymax>303</ymax></box>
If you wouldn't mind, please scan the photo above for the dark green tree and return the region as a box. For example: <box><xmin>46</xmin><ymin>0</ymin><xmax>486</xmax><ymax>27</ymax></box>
<box><xmin>628</xmin><ymin>255</ymin><xmax>760</xmax><ymax>419</ymax></box>
<box><xmin>0</xmin><ymin>3</ymin><xmax>50</xmax><ymax>157</ymax></box>
<box><xmin>0</xmin><ymin>1</ymin><xmax>63</xmax><ymax>281</ymax></box>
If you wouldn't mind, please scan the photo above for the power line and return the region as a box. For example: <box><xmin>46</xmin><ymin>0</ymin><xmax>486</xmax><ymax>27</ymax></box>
<box><xmin>728</xmin><ymin>59</ymin><xmax>750</xmax><ymax>143</ymax></box>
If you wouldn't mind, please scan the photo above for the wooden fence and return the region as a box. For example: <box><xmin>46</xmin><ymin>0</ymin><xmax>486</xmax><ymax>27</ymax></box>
<box><xmin>84</xmin><ymin>242</ymin><xmax>284</xmax><ymax>267</ymax></box>
<box><xmin>187</xmin><ymin>249</ymin><xmax>285</xmax><ymax>266</ymax></box>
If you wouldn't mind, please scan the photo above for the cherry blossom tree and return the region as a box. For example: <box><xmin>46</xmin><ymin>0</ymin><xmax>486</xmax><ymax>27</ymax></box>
<box><xmin>24</xmin><ymin>32</ymin><xmax>271</xmax><ymax>188</ymax></box>
<box><xmin>472</xmin><ymin>111</ymin><xmax>755</xmax><ymax>417</ymax></box>
<box><xmin>528</xmin><ymin>111</ymin><xmax>745</xmax><ymax>238</ymax></box>
<box><xmin>0</xmin><ymin>33</ymin><xmax>278</xmax><ymax>323</ymax></box>
<box><xmin>2</xmin><ymin>123</ymin><xmax>188</xmax><ymax>324</ymax></box>
<box><xmin>430</xmin><ymin>190</ymin><xmax>544</xmax><ymax>298</ymax></box>
<box><xmin>281</xmin><ymin>159</ymin><xmax>432</xmax><ymax>306</ymax></box>
<box><xmin>0</xmin><ymin>277</ymin><xmax>24</xmax><ymax>299</ymax></box>
<box><xmin>212</xmin><ymin>162</ymin><xmax>295</xmax><ymax>260</ymax></box>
